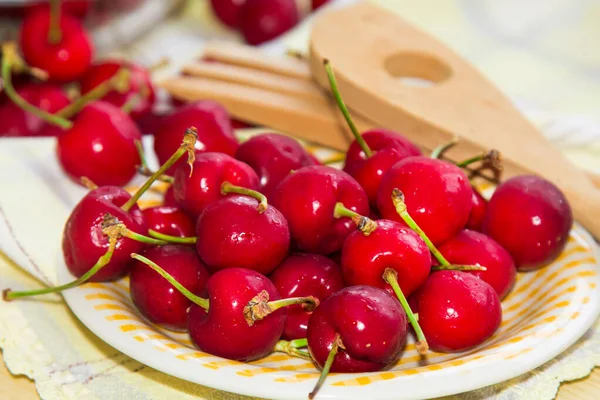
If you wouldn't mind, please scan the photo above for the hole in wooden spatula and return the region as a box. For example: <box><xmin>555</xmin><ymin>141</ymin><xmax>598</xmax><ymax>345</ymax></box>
<box><xmin>384</xmin><ymin>52</ymin><xmax>452</xmax><ymax>87</ymax></box>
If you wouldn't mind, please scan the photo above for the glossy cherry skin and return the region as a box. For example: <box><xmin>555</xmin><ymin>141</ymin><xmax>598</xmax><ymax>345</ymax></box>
<box><xmin>238</xmin><ymin>0</ymin><xmax>299</xmax><ymax>45</ymax></box>
<box><xmin>377</xmin><ymin>157</ymin><xmax>472</xmax><ymax>245</ymax></box>
<box><xmin>307</xmin><ymin>285</ymin><xmax>407</xmax><ymax>372</ymax></box>
<box><xmin>272</xmin><ymin>165</ymin><xmax>369</xmax><ymax>255</ymax></box>
<box><xmin>209</xmin><ymin>0</ymin><xmax>246</xmax><ymax>28</ymax></box>
<box><xmin>235</xmin><ymin>133</ymin><xmax>318</xmax><ymax>200</ymax></box>
<box><xmin>411</xmin><ymin>270</ymin><xmax>501</xmax><ymax>353</ymax></box>
<box><xmin>141</xmin><ymin>206</ymin><xmax>196</xmax><ymax>238</ymax></box>
<box><xmin>62</xmin><ymin>186</ymin><xmax>147</xmax><ymax>282</ymax></box>
<box><xmin>0</xmin><ymin>83</ymin><xmax>69</xmax><ymax>137</ymax></box>
<box><xmin>153</xmin><ymin>101</ymin><xmax>239</xmax><ymax>174</ymax></box>
<box><xmin>344</xmin><ymin>130</ymin><xmax>422</xmax><ymax>206</ymax></box>
<box><xmin>270</xmin><ymin>253</ymin><xmax>345</xmax><ymax>340</ymax></box>
<box><xmin>130</xmin><ymin>245</ymin><xmax>210</xmax><ymax>331</ymax></box>
<box><xmin>195</xmin><ymin>195</ymin><xmax>290</xmax><ymax>275</ymax></box>
<box><xmin>172</xmin><ymin>152</ymin><xmax>260</xmax><ymax>220</ymax></box>
<box><xmin>187</xmin><ymin>268</ymin><xmax>285</xmax><ymax>361</ymax></box>
<box><xmin>56</xmin><ymin>101</ymin><xmax>141</xmax><ymax>187</ymax></box>
<box><xmin>438</xmin><ymin>229</ymin><xmax>516</xmax><ymax>299</ymax></box>
<box><xmin>19</xmin><ymin>9</ymin><xmax>93</xmax><ymax>82</ymax></box>
<box><xmin>163</xmin><ymin>185</ymin><xmax>177</xmax><ymax>207</ymax></box>
<box><xmin>79</xmin><ymin>59</ymin><xmax>156</xmax><ymax>121</ymax></box>
<box><xmin>466</xmin><ymin>187</ymin><xmax>487</xmax><ymax>231</ymax></box>
<box><xmin>341</xmin><ymin>219</ymin><xmax>431</xmax><ymax>297</ymax></box>
<box><xmin>482</xmin><ymin>175</ymin><xmax>572</xmax><ymax>270</ymax></box>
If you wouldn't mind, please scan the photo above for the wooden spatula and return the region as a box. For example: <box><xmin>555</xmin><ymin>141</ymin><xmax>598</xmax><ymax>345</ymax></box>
<box><xmin>308</xmin><ymin>2</ymin><xmax>600</xmax><ymax>238</ymax></box>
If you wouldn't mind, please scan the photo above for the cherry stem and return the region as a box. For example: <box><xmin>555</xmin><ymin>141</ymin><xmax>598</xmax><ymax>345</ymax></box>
<box><xmin>102</xmin><ymin>213</ymin><xmax>168</xmax><ymax>246</ymax></box>
<box><xmin>0</xmin><ymin>43</ymin><xmax>73</xmax><ymax>129</ymax></box>
<box><xmin>130</xmin><ymin>253</ymin><xmax>209</xmax><ymax>310</ymax></box>
<box><xmin>121</xmin><ymin>127</ymin><xmax>198</xmax><ymax>212</ymax></box>
<box><xmin>147</xmin><ymin>229</ymin><xmax>197</xmax><ymax>244</ymax></box>
<box><xmin>431</xmin><ymin>264</ymin><xmax>487</xmax><ymax>271</ymax></box>
<box><xmin>48</xmin><ymin>0</ymin><xmax>62</xmax><ymax>44</ymax></box>
<box><xmin>309</xmin><ymin>333</ymin><xmax>342</xmax><ymax>399</ymax></box>
<box><xmin>243</xmin><ymin>290</ymin><xmax>319</xmax><ymax>326</ymax></box>
<box><xmin>274</xmin><ymin>339</ymin><xmax>312</xmax><ymax>360</ymax></box>
<box><xmin>148</xmin><ymin>57</ymin><xmax>170</xmax><ymax>73</ymax></box>
<box><xmin>333</xmin><ymin>202</ymin><xmax>377</xmax><ymax>235</ymax></box>
<box><xmin>121</xmin><ymin>82</ymin><xmax>150</xmax><ymax>114</ymax></box>
<box><xmin>430</xmin><ymin>137</ymin><xmax>459</xmax><ymax>159</ymax></box>
<box><xmin>135</xmin><ymin>141</ymin><xmax>174</xmax><ymax>183</ymax></box>
<box><xmin>80</xmin><ymin>176</ymin><xmax>98</xmax><ymax>190</ymax></box>
<box><xmin>323</xmin><ymin>59</ymin><xmax>372</xmax><ymax>158</ymax></box>
<box><xmin>221</xmin><ymin>182</ymin><xmax>268</xmax><ymax>213</ymax></box>
<box><xmin>382</xmin><ymin>268</ymin><xmax>428</xmax><ymax>355</ymax></box>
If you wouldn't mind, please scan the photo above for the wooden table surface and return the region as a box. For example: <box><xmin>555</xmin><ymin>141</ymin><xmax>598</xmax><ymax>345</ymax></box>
<box><xmin>1</xmin><ymin>352</ymin><xmax>598</xmax><ymax>400</ymax></box>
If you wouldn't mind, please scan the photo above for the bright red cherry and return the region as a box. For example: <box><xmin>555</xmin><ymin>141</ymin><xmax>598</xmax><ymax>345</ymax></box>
<box><xmin>130</xmin><ymin>245</ymin><xmax>210</xmax><ymax>331</ymax></box>
<box><xmin>466</xmin><ymin>187</ymin><xmax>487</xmax><ymax>231</ymax></box>
<box><xmin>19</xmin><ymin>9</ymin><xmax>93</xmax><ymax>82</ymax></box>
<box><xmin>163</xmin><ymin>185</ymin><xmax>177</xmax><ymax>207</ymax></box>
<box><xmin>270</xmin><ymin>253</ymin><xmax>344</xmax><ymax>340</ymax></box>
<box><xmin>26</xmin><ymin>0</ymin><xmax>92</xmax><ymax>19</ymax></box>
<box><xmin>187</xmin><ymin>268</ymin><xmax>285</xmax><ymax>361</ymax></box>
<box><xmin>238</xmin><ymin>0</ymin><xmax>300</xmax><ymax>45</ymax></box>
<box><xmin>235</xmin><ymin>133</ymin><xmax>318</xmax><ymax>199</ymax></box>
<box><xmin>482</xmin><ymin>175</ymin><xmax>572</xmax><ymax>270</ymax></box>
<box><xmin>209</xmin><ymin>0</ymin><xmax>246</xmax><ymax>28</ymax></box>
<box><xmin>411</xmin><ymin>270</ymin><xmax>501</xmax><ymax>353</ymax></box>
<box><xmin>142</xmin><ymin>206</ymin><xmax>196</xmax><ymax>238</ymax></box>
<box><xmin>172</xmin><ymin>152</ymin><xmax>260</xmax><ymax>220</ymax></box>
<box><xmin>272</xmin><ymin>165</ymin><xmax>369</xmax><ymax>255</ymax></box>
<box><xmin>56</xmin><ymin>101</ymin><xmax>141</xmax><ymax>187</ymax></box>
<box><xmin>377</xmin><ymin>157</ymin><xmax>472</xmax><ymax>245</ymax></box>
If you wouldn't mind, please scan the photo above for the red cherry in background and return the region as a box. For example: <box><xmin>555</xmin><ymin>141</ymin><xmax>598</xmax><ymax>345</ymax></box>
<box><xmin>270</xmin><ymin>253</ymin><xmax>344</xmax><ymax>340</ymax></box>
<box><xmin>209</xmin><ymin>0</ymin><xmax>246</xmax><ymax>28</ymax></box>
<box><xmin>482</xmin><ymin>175</ymin><xmax>572</xmax><ymax>271</ymax></box>
<box><xmin>142</xmin><ymin>206</ymin><xmax>196</xmax><ymax>238</ymax></box>
<box><xmin>272</xmin><ymin>165</ymin><xmax>369</xmax><ymax>255</ymax></box>
<box><xmin>238</xmin><ymin>0</ymin><xmax>300</xmax><ymax>45</ymax></box>
<box><xmin>311</xmin><ymin>0</ymin><xmax>331</xmax><ymax>10</ymax></box>
<box><xmin>235</xmin><ymin>133</ymin><xmax>318</xmax><ymax>200</ymax></box>
<box><xmin>26</xmin><ymin>0</ymin><xmax>92</xmax><ymax>19</ymax></box>
<box><xmin>467</xmin><ymin>187</ymin><xmax>487</xmax><ymax>231</ymax></box>
<box><xmin>130</xmin><ymin>244</ymin><xmax>210</xmax><ymax>331</ymax></box>
<box><xmin>19</xmin><ymin>9</ymin><xmax>93</xmax><ymax>82</ymax></box>
<box><xmin>162</xmin><ymin>185</ymin><xmax>177</xmax><ymax>207</ymax></box>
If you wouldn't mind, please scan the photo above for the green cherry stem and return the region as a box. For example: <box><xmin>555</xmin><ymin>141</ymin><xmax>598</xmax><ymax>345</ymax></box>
<box><xmin>121</xmin><ymin>127</ymin><xmax>198</xmax><ymax>212</ymax></box>
<box><xmin>323</xmin><ymin>59</ymin><xmax>372</xmax><ymax>158</ymax></box>
<box><xmin>274</xmin><ymin>339</ymin><xmax>312</xmax><ymax>360</ymax></box>
<box><xmin>102</xmin><ymin>213</ymin><xmax>168</xmax><ymax>246</ymax></box>
<box><xmin>456</xmin><ymin>149</ymin><xmax>502</xmax><ymax>171</ymax></box>
<box><xmin>135</xmin><ymin>141</ymin><xmax>174</xmax><ymax>183</ymax></box>
<box><xmin>48</xmin><ymin>0</ymin><xmax>62</xmax><ymax>44</ymax></box>
<box><xmin>130</xmin><ymin>253</ymin><xmax>209</xmax><ymax>310</ymax></box>
<box><xmin>221</xmin><ymin>182</ymin><xmax>268</xmax><ymax>213</ymax></box>
<box><xmin>430</xmin><ymin>137</ymin><xmax>458</xmax><ymax>159</ymax></box>
<box><xmin>243</xmin><ymin>290</ymin><xmax>319</xmax><ymax>326</ymax></box>
<box><xmin>333</xmin><ymin>202</ymin><xmax>377</xmax><ymax>235</ymax></box>
<box><xmin>431</xmin><ymin>265</ymin><xmax>487</xmax><ymax>271</ymax></box>
<box><xmin>309</xmin><ymin>333</ymin><xmax>343</xmax><ymax>399</ymax></box>
<box><xmin>382</xmin><ymin>268</ymin><xmax>428</xmax><ymax>355</ymax></box>
<box><xmin>147</xmin><ymin>229</ymin><xmax>197</xmax><ymax>244</ymax></box>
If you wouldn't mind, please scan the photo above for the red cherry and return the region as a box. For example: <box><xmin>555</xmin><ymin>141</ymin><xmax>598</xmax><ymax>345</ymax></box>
<box><xmin>0</xmin><ymin>82</ymin><xmax>69</xmax><ymax>137</ymax></box>
<box><xmin>172</xmin><ymin>152</ymin><xmax>260</xmax><ymax>220</ymax></box>
<box><xmin>163</xmin><ymin>185</ymin><xmax>177</xmax><ymax>207</ymax></box>
<box><xmin>195</xmin><ymin>195</ymin><xmax>290</xmax><ymax>275</ymax></box>
<box><xmin>141</xmin><ymin>206</ymin><xmax>196</xmax><ymax>238</ymax></box>
<box><xmin>209</xmin><ymin>0</ymin><xmax>246</xmax><ymax>28</ymax></box>
<box><xmin>482</xmin><ymin>175</ymin><xmax>572</xmax><ymax>270</ymax></box>
<box><xmin>56</xmin><ymin>101</ymin><xmax>141</xmax><ymax>187</ymax></box>
<box><xmin>272</xmin><ymin>165</ymin><xmax>369</xmax><ymax>255</ymax></box>
<box><xmin>311</xmin><ymin>0</ymin><xmax>330</xmax><ymax>10</ymax></box>
<box><xmin>235</xmin><ymin>133</ymin><xmax>318</xmax><ymax>199</ymax></box>
<box><xmin>412</xmin><ymin>270</ymin><xmax>501</xmax><ymax>353</ymax></box>
<box><xmin>377</xmin><ymin>157</ymin><xmax>472</xmax><ymax>245</ymax></box>
<box><xmin>19</xmin><ymin>9</ymin><xmax>93</xmax><ymax>82</ymax></box>
<box><xmin>238</xmin><ymin>0</ymin><xmax>299</xmax><ymax>45</ymax></box>
<box><xmin>130</xmin><ymin>245</ymin><xmax>210</xmax><ymax>331</ymax></box>
<box><xmin>79</xmin><ymin>59</ymin><xmax>156</xmax><ymax>121</ymax></box>
<box><xmin>466</xmin><ymin>187</ymin><xmax>487</xmax><ymax>231</ymax></box>
<box><xmin>26</xmin><ymin>0</ymin><xmax>92</xmax><ymax>19</ymax></box>
<box><xmin>231</xmin><ymin>118</ymin><xmax>254</xmax><ymax>130</ymax></box>
<box><xmin>187</xmin><ymin>268</ymin><xmax>285</xmax><ymax>361</ymax></box>
<box><xmin>153</xmin><ymin>101</ymin><xmax>239</xmax><ymax>174</ymax></box>
<box><xmin>270</xmin><ymin>253</ymin><xmax>344</xmax><ymax>340</ymax></box>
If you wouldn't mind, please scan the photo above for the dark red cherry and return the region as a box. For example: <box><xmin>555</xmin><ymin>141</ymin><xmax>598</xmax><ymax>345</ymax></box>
<box><xmin>209</xmin><ymin>0</ymin><xmax>246</xmax><ymax>28</ymax></box>
<box><xmin>19</xmin><ymin>9</ymin><xmax>93</xmax><ymax>82</ymax></box>
<box><xmin>195</xmin><ymin>195</ymin><xmax>290</xmax><ymax>275</ymax></box>
<box><xmin>270</xmin><ymin>253</ymin><xmax>344</xmax><ymax>340</ymax></box>
<box><xmin>411</xmin><ymin>270</ymin><xmax>501</xmax><ymax>353</ymax></box>
<box><xmin>163</xmin><ymin>185</ymin><xmax>177</xmax><ymax>207</ymax></box>
<box><xmin>0</xmin><ymin>82</ymin><xmax>69</xmax><ymax>137</ymax></box>
<box><xmin>377</xmin><ymin>157</ymin><xmax>472</xmax><ymax>245</ymax></box>
<box><xmin>26</xmin><ymin>0</ymin><xmax>92</xmax><ymax>19</ymax></box>
<box><xmin>172</xmin><ymin>152</ymin><xmax>260</xmax><ymax>220</ymax></box>
<box><xmin>153</xmin><ymin>101</ymin><xmax>239</xmax><ymax>174</ymax></box>
<box><xmin>238</xmin><ymin>0</ymin><xmax>300</xmax><ymax>45</ymax></box>
<box><xmin>438</xmin><ymin>229</ymin><xmax>516</xmax><ymax>299</ymax></box>
<box><xmin>466</xmin><ymin>187</ymin><xmax>487</xmax><ymax>231</ymax></box>
<box><xmin>142</xmin><ymin>206</ymin><xmax>196</xmax><ymax>238</ymax></box>
<box><xmin>312</xmin><ymin>0</ymin><xmax>331</xmax><ymax>10</ymax></box>
<box><xmin>56</xmin><ymin>101</ymin><xmax>141</xmax><ymax>187</ymax></box>
<box><xmin>187</xmin><ymin>268</ymin><xmax>285</xmax><ymax>361</ymax></box>
<box><xmin>272</xmin><ymin>165</ymin><xmax>369</xmax><ymax>255</ymax></box>
<box><xmin>79</xmin><ymin>59</ymin><xmax>155</xmax><ymax>121</ymax></box>
<box><xmin>235</xmin><ymin>133</ymin><xmax>318</xmax><ymax>199</ymax></box>
<box><xmin>130</xmin><ymin>245</ymin><xmax>210</xmax><ymax>331</ymax></box>
<box><xmin>231</xmin><ymin>118</ymin><xmax>254</xmax><ymax>130</ymax></box>
<box><xmin>482</xmin><ymin>175</ymin><xmax>572</xmax><ymax>270</ymax></box>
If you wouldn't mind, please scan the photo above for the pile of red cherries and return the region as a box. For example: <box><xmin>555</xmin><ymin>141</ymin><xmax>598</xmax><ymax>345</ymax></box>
<box><xmin>2</xmin><ymin>7</ymin><xmax>574</xmax><ymax>399</ymax></box>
